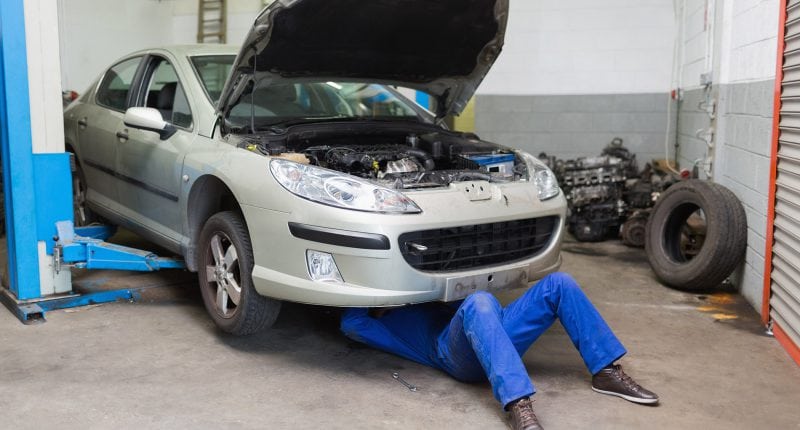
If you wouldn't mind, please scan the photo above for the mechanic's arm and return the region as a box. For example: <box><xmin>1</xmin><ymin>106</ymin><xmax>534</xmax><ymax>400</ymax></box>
<box><xmin>340</xmin><ymin>308</ymin><xmax>431</xmax><ymax>365</ymax></box>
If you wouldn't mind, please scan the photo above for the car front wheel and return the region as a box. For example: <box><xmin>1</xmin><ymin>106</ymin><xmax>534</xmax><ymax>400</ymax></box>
<box><xmin>197</xmin><ymin>211</ymin><xmax>281</xmax><ymax>335</ymax></box>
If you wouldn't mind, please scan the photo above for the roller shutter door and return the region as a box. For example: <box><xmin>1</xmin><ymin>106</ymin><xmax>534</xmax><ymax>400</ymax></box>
<box><xmin>770</xmin><ymin>0</ymin><xmax>800</xmax><ymax>361</ymax></box>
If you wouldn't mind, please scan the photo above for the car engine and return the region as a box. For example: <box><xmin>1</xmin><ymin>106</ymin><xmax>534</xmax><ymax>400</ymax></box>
<box><xmin>541</xmin><ymin>138</ymin><xmax>679</xmax><ymax>245</ymax></box>
<box><xmin>241</xmin><ymin>127</ymin><xmax>527</xmax><ymax>190</ymax></box>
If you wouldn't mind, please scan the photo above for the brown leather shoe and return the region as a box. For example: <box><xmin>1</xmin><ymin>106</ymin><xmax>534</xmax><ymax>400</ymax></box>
<box><xmin>507</xmin><ymin>397</ymin><xmax>543</xmax><ymax>430</ymax></box>
<box><xmin>592</xmin><ymin>364</ymin><xmax>659</xmax><ymax>404</ymax></box>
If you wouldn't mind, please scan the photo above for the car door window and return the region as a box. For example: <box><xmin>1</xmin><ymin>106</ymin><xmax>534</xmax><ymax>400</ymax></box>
<box><xmin>96</xmin><ymin>57</ymin><xmax>142</xmax><ymax>111</ymax></box>
<box><xmin>143</xmin><ymin>58</ymin><xmax>193</xmax><ymax>129</ymax></box>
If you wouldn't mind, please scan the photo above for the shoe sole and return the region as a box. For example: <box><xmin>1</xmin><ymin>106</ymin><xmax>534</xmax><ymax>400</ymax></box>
<box><xmin>591</xmin><ymin>387</ymin><xmax>659</xmax><ymax>405</ymax></box>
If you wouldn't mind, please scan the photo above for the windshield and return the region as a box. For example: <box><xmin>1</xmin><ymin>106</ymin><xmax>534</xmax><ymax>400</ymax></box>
<box><xmin>191</xmin><ymin>55</ymin><xmax>430</xmax><ymax>131</ymax></box>
<box><xmin>190</xmin><ymin>55</ymin><xmax>235</xmax><ymax>104</ymax></box>
<box><xmin>229</xmin><ymin>81</ymin><xmax>426</xmax><ymax>130</ymax></box>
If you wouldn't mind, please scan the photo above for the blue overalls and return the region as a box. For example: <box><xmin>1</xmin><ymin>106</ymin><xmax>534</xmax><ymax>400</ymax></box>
<box><xmin>340</xmin><ymin>272</ymin><xmax>627</xmax><ymax>408</ymax></box>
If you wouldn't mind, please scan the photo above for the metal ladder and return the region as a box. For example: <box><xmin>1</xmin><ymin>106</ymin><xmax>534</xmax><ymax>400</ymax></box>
<box><xmin>197</xmin><ymin>0</ymin><xmax>227</xmax><ymax>44</ymax></box>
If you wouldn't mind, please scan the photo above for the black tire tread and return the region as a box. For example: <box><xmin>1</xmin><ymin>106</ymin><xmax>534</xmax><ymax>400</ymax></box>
<box><xmin>69</xmin><ymin>153</ymin><xmax>98</xmax><ymax>226</ymax></box>
<box><xmin>198</xmin><ymin>211</ymin><xmax>280</xmax><ymax>335</ymax></box>
<box><xmin>645</xmin><ymin>180</ymin><xmax>747</xmax><ymax>291</ymax></box>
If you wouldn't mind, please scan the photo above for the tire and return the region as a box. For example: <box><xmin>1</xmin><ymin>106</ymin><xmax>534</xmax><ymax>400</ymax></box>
<box><xmin>645</xmin><ymin>180</ymin><xmax>747</xmax><ymax>291</ymax></box>
<box><xmin>69</xmin><ymin>153</ymin><xmax>97</xmax><ymax>226</ymax></box>
<box><xmin>197</xmin><ymin>211</ymin><xmax>281</xmax><ymax>335</ymax></box>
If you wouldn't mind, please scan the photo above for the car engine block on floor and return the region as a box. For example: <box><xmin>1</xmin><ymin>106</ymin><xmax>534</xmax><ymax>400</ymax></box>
<box><xmin>540</xmin><ymin>138</ymin><xmax>679</xmax><ymax>245</ymax></box>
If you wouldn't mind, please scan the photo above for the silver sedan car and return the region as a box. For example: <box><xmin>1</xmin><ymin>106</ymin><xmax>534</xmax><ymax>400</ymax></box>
<box><xmin>64</xmin><ymin>0</ymin><xmax>566</xmax><ymax>335</ymax></box>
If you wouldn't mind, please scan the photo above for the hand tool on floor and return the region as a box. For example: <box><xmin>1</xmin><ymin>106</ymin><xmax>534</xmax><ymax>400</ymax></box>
<box><xmin>392</xmin><ymin>372</ymin><xmax>418</xmax><ymax>392</ymax></box>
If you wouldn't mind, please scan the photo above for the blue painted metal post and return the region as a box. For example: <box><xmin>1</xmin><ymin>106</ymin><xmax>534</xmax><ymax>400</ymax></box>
<box><xmin>0</xmin><ymin>4</ymin><xmax>186</xmax><ymax>323</ymax></box>
<box><xmin>0</xmin><ymin>0</ymin><xmax>42</xmax><ymax>300</ymax></box>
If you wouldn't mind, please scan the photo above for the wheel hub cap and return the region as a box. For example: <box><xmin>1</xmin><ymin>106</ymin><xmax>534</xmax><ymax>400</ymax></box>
<box><xmin>206</xmin><ymin>232</ymin><xmax>241</xmax><ymax>317</ymax></box>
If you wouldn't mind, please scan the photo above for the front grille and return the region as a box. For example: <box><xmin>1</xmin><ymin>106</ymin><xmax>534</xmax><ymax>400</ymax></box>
<box><xmin>399</xmin><ymin>216</ymin><xmax>558</xmax><ymax>272</ymax></box>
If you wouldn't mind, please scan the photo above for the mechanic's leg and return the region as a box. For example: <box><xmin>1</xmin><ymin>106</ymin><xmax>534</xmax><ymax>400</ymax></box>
<box><xmin>436</xmin><ymin>291</ymin><xmax>535</xmax><ymax>409</ymax></box>
<box><xmin>502</xmin><ymin>272</ymin><xmax>627</xmax><ymax>375</ymax></box>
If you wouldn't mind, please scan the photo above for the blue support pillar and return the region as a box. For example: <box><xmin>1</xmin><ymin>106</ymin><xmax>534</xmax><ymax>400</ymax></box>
<box><xmin>0</xmin><ymin>2</ymin><xmax>185</xmax><ymax>324</ymax></box>
<box><xmin>0</xmin><ymin>0</ymin><xmax>42</xmax><ymax>300</ymax></box>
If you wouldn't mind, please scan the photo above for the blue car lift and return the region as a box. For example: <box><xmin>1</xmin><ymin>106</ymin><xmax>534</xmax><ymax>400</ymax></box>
<box><xmin>0</xmin><ymin>0</ymin><xmax>185</xmax><ymax>324</ymax></box>
<box><xmin>0</xmin><ymin>221</ymin><xmax>186</xmax><ymax>324</ymax></box>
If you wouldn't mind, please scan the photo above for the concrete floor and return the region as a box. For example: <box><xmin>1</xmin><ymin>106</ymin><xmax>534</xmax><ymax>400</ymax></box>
<box><xmin>2</xmin><ymin>236</ymin><xmax>800</xmax><ymax>429</ymax></box>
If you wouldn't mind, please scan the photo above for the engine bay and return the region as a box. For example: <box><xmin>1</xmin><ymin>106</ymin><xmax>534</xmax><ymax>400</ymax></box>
<box><xmin>235</xmin><ymin>125</ymin><xmax>527</xmax><ymax>190</ymax></box>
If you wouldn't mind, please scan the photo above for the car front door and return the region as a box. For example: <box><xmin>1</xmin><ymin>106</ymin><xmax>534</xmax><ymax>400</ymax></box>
<box><xmin>77</xmin><ymin>56</ymin><xmax>143</xmax><ymax>209</ymax></box>
<box><xmin>115</xmin><ymin>55</ymin><xmax>196</xmax><ymax>243</ymax></box>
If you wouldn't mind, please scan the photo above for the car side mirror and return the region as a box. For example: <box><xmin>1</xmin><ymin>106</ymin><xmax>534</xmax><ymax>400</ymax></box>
<box><xmin>123</xmin><ymin>107</ymin><xmax>177</xmax><ymax>140</ymax></box>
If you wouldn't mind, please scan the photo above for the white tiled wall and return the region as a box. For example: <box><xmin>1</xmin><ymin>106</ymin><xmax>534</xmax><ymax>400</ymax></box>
<box><xmin>477</xmin><ymin>0</ymin><xmax>677</xmax><ymax>95</ymax></box>
<box><xmin>720</xmin><ymin>0</ymin><xmax>780</xmax><ymax>84</ymax></box>
<box><xmin>57</xmin><ymin>0</ymin><xmax>266</xmax><ymax>93</ymax></box>
<box><xmin>59</xmin><ymin>0</ymin><xmax>680</xmax><ymax>97</ymax></box>
<box><xmin>170</xmin><ymin>0</ymin><xmax>264</xmax><ymax>46</ymax></box>
<box><xmin>57</xmin><ymin>0</ymin><xmax>175</xmax><ymax>93</ymax></box>
<box><xmin>674</xmin><ymin>0</ymin><xmax>780</xmax><ymax>311</ymax></box>
<box><xmin>678</xmin><ymin>0</ymin><xmax>711</xmax><ymax>88</ymax></box>
<box><xmin>712</xmin><ymin>0</ymin><xmax>778</xmax><ymax>310</ymax></box>
<box><xmin>678</xmin><ymin>0</ymin><xmax>779</xmax><ymax>87</ymax></box>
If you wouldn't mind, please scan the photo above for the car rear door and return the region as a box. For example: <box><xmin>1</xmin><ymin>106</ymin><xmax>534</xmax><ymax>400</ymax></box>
<box><xmin>114</xmin><ymin>54</ymin><xmax>196</xmax><ymax>242</ymax></box>
<box><xmin>77</xmin><ymin>56</ymin><xmax>143</xmax><ymax>209</ymax></box>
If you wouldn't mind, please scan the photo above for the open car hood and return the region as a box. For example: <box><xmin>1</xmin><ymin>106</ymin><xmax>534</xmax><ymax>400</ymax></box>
<box><xmin>217</xmin><ymin>0</ymin><xmax>508</xmax><ymax>120</ymax></box>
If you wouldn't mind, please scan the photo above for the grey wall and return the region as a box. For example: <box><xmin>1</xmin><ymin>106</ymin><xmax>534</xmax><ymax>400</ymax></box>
<box><xmin>476</xmin><ymin>86</ymin><xmax>774</xmax><ymax>312</ymax></box>
<box><xmin>474</xmin><ymin>94</ymin><xmax>674</xmax><ymax>161</ymax></box>
<box><xmin>675</xmin><ymin>87</ymin><xmax>716</xmax><ymax>174</ymax></box>
<box><xmin>675</xmin><ymin>81</ymin><xmax>774</xmax><ymax>310</ymax></box>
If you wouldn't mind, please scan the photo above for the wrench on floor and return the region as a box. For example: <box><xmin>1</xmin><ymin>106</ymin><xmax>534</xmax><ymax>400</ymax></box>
<box><xmin>392</xmin><ymin>372</ymin><xmax>418</xmax><ymax>392</ymax></box>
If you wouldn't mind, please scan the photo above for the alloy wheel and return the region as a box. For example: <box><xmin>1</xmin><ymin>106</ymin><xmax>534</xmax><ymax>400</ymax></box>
<box><xmin>204</xmin><ymin>232</ymin><xmax>242</xmax><ymax>317</ymax></box>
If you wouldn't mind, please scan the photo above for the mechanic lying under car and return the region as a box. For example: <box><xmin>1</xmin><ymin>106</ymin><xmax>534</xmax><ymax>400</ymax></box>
<box><xmin>340</xmin><ymin>272</ymin><xmax>658</xmax><ymax>430</ymax></box>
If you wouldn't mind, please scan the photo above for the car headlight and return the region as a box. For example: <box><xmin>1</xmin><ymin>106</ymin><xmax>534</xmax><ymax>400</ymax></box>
<box><xmin>518</xmin><ymin>151</ymin><xmax>560</xmax><ymax>201</ymax></box>
<box><xmin>270</xmin><ymin>159</ymin><xmax>422</xmax><ymax>214</ymax></box>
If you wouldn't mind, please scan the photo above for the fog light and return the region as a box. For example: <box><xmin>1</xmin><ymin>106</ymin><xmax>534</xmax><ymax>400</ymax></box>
<box><xmin>306</xmin><ymin>250</ymin><xmax>344</xmax><ymax>283</ymax></box>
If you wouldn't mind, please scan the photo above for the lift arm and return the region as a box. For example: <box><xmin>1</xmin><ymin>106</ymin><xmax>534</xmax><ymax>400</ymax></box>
<box><xmin>54</xmin><ymin>221</ymin><xmax>186</xmax><ymax>272</ymax></box>
<box><xmin>0</xmin><ymin>221</ymin><xmax>187</xmax><ymax>324</ymax></box>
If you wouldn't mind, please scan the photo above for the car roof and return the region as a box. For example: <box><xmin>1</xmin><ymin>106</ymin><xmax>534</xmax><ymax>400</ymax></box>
<box><xmin>127</xmin><ymin>44</ymin><xmax>240</xmax><ymax>58</ymax></box>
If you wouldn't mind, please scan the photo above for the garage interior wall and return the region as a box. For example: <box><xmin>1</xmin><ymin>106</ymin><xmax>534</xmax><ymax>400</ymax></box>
<box><xmin>170</xmin><ymin>0</ymin><xmax>264</xmax><ymax>45</ymax></box>
<box><xmin>55</xmin><ymin>0</ymin><xmax>779</xmax><ymax>314</ymax></box>
<box><xmin>57</xmin><ymin>0</ymin><xmax>265</xmax><ymax>94</ymax></box>
<box><xmin>475</xmin><ymin>1</ymin><xmax>677</xmax><ymax>161</ymax></box>
<box><xmin>674</xmin><ymin>0</ymin><xmax>779</xmax><ymax>312</ymax></box>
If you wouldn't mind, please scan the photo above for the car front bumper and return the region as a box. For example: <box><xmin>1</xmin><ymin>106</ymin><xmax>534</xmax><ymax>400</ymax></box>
<box><xmin>242</xmin><ymin>181</ymin><xmax>566</xmax><ymax>307</ymax></box>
